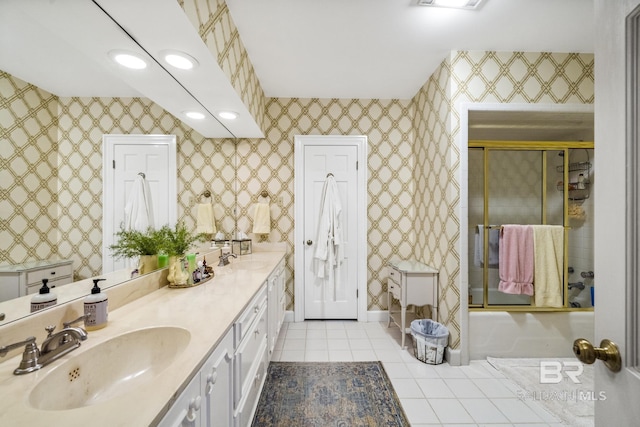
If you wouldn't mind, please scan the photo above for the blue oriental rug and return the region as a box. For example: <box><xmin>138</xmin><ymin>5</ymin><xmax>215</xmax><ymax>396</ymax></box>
<box><xmin>251</xmin><ymin>362</ymin><xmax>409</xmax><ymax>426</ymax></box>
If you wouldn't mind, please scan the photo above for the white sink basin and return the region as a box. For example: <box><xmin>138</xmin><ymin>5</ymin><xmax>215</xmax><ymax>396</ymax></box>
<box><xmin>29</xmin><ymin>326</ymin><xmax>190</xmax><ymax>410</ymax></box>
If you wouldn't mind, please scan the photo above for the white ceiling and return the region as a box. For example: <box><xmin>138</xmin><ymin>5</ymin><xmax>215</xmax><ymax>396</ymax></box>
<box><xmin>0</xmin><ymin>0</ymin><xmax>594</xmax><ymax>137</ymax></box>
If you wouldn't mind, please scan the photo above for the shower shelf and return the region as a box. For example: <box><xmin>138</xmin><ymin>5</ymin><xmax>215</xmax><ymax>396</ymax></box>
<box><xmin>556</xmin><ymin>161</ymin><xmax>591</xmax><ymax>201</ymax></box>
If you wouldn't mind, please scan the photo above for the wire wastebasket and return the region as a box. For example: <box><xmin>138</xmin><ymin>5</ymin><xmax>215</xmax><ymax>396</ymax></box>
<box><xmin>410</xmin><ymin>319</ymin><xmax>449</xmax><ymax>365</ymax></box>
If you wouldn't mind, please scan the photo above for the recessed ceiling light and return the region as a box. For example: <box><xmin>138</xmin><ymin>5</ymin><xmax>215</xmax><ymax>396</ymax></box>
<box><xmin>417</xmin><ymin>0</ymin><xmax>483</xmax><ymax>9</ymax></box>
<box><xmin>161</xmin><ymin>50</ymin><xmax>199</xmax><ymax>70</ymax></box>
<box><xmin>108</xmin><ymin>50</ymin><xmax>147</xmax><ymax>69</ymax></box>
<box><xmin>217</xmin><ymin>111</ymin><xmax>238</xmax><ymax>120</ymax></box>
<box><xmin>184</xmin><ymin>111</ymin><xmax>206</xmax><ymax>120</ymax></box>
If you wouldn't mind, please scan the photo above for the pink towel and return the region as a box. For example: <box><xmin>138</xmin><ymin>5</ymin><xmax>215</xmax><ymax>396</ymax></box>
<box><xmin>498</xmin><ymin>225</ymin><xmax>534</xmax><ymax>296</ymax></box>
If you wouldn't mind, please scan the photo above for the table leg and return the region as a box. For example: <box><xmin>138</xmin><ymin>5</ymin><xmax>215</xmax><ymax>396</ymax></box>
<box><xmin>400</xmin><ymin>304</ymin><xmax>406</xmax><ymax>349</ymax></box>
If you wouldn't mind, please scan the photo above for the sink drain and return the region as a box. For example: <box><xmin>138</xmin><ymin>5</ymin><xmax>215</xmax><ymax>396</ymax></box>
<box><xmin>68</xmin><ymin>367</ymin><xmax>80</xmax><ymax>382</ymax></box>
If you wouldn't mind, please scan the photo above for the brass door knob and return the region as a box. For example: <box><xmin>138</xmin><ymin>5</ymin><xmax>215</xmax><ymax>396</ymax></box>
<box><xmin>573</xmin><ymin>338</ymin><xmax>622</xmax><ymax>372</ymax></box>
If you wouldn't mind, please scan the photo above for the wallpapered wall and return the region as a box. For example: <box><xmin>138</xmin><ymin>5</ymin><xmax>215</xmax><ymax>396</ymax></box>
<box><xmin>411</xmin><ymin>51</ymin><xmax>594</xmax><ymax>348</ymax></box>
<box><xmin>1</xmin><ymin>51</ymin><xmax>593</xmax><ymax>350</ymax></box>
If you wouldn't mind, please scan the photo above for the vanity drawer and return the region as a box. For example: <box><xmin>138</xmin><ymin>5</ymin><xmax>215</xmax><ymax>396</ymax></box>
<box><xmin>235</xmin><ymin>305</ymin><xmax>267</xmax><ymax>407</ymax></box>
<box><xmin>235</xmin><ymin>285</ymin><xmax>267</xmax><ymax>344</ymax></box>
<box><xmin>26</xmin><ymin>263</ymin><xmax>73</xmax><ymax>285</ymax></box>
<box><xmin>388</xmin><ymin>267</ymin><xmax>402</xmax><ymax>300</ymax></box>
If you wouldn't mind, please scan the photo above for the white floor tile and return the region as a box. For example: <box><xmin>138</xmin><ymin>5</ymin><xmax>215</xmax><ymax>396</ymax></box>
<box><xmin>381</xmin><ymin>362</ymin><xmax>413</xmax><ymax>379</ymax></box>
<box><xmin>416</xmin><ymin>378</ymin><xmax>455</xmax><ymax>398</ymax></box>
<box><xmin>445</xmin><ymin>378</ymin><xmax>486</xmax><ymax>398</ymax></box>
<box><xmin>282</xmin><ymin>338</ymin><xmax>305</xmax><ymax>351</ymax></box>
<box><xmin>349</xmin><ymin>339</ymin><xmax>373</xmax><ymax>350</ymax></box>
<box><xmin>286</xmin><ymin>329</ymin><xmax>306</xmax><ymax>339</ymax></box>
<box><xmin>390</xmin><ymin>378</ymin><xmax>424</xmax><ymax>398</ymax></box>
<box><xmin>491</xmin><ymin>398</ymin><xmax>544</xmax><ymax>423</ymax></box>
<box><xmin>279</xmin><ymin>350</ymin><xmax>305</xmax><ymax>361</ymax></box>
<box><xmin>406</xmin><ymin>362</ymin><xmax>441</xmax><ymax>379</ymax></box>
<box><xmin>327</xmin><ymin>339</ymin><xmax>350</xmax><ymax>350</ymax></box>
<box><xmin>399</xmin><ymin>398</ymin><xmax>440</xmax><ymax>424</ymax></box>
<box><xmin>305</xmin><ymin>350</ymin><xmax>329</xmax><ymax>362</ymax></box>
<box><xmin>374</xmin><ymin>349</ymin><xmax>405</xmax><ymax>363</ymax></box>
<box><xmin>326</xmin><ymin>329</ymin><xmax>348</xmax><ymax>339</ymax></box>
<box><xmin>306</xmin><ymin>329</ymin><xmax>327</xmax><ymax>339</ymax></box>
<box><xmin>351</xmin><ymin>350</ymin><xmax>377</xmax><ymax>361</ymax></box>
<box><xmin>328</xmin><ymin>350</ymin><xmax>353</xmax><ymax>362</ymax></box>
<box><xmin>459</xmin><ymin>398</ymin><xmax>509</xmax><ymax>423</ymax></box>
<box><xmin>472</xmin><ymin>378</ymin><xmax>519</xmax><ymax>398</ymax></box>
<box><xmin>346</xmin><ymin>329</ymin><xmax>368</xmax><ymax>339</ymax></box>
<box><xmin>429</xmin><ymin>398</ymin><xmax>475</xmax><ymax>424</ymax></box>
<box><xmin>305</xmin><ymin>339</ymin><xmax>328</xmax><ymax>350</ymax></box>
<box><xmin>305</xmin><ymin>321</ymin><xmax>327</xmax><ymax>330</ymax></box>
<box><xmin>286</xmin><ymin>322</ymin><xmax>306</xmax><ymax>330</ymax></box>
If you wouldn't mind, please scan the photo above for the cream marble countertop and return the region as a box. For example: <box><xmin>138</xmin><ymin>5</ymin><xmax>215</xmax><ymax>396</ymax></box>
<box><xmin>0</xmin><ymin>250</ymin><xmax>286</xmax><ymax>427</ymax></box>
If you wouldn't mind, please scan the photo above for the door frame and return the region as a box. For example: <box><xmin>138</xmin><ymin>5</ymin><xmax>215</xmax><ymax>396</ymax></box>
<box><xmin>294</xmin><ymin>135</ymin><xmax>368</xmax><ymax>322</ymax></box>
<box><xmin>102</xmin><ymin>134</ymin><xmax>177</xmax><ymax>274</ymax></box>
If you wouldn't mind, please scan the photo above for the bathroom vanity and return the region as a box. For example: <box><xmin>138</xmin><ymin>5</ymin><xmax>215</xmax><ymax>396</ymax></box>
<box><xmin>387</xmin><ymin>259</ymin><xmax>439</xmax><ymax>349</ymax></box>
<box><xmin>0</xmin><ymin>259</ymin><xmax>74</xmax><ymax>302</ymax></box>
<box><xmin>0</xmin><ymin>248</ymin><xmax>287</xmax><ymax>427</ymax></box>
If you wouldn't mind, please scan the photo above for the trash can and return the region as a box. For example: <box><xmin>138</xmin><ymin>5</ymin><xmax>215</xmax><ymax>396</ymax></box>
<box><xmin>410</xmin><ymin>319</ymin><xmax>449</xmax><ymax>365</ymax></box>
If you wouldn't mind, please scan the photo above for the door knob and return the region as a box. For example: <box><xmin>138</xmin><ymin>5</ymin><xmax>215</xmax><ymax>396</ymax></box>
<box><xmin>306</xmin><ymin>240</ymin><xmax>313</xmax><ymax>246</ymax></box>
<box><xmin>573</xmin><ymin>338</ymin><xmax>622</xmax><ymax>372</ymax></box>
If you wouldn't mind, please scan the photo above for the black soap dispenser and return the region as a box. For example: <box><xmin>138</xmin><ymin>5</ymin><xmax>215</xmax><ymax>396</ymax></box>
<box><xmin>30</xmin><ymin>278</ymin><xmax>58</xmax><ymax>312</ymax></box>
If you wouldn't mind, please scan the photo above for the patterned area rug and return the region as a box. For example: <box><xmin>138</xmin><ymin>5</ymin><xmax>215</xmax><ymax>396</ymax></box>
<box><xmin>252</xmin><ymin>362</ymin><xmax>409</xmax><ymax>427</ymax></box>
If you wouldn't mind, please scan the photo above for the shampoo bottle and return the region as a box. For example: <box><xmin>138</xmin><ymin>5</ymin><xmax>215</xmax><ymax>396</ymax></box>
<box><xmin>30</xmin><ymin>278</ymin><xmax>57</xmax><ymax>312</ymax></box>
<box><xmin>84</xmin><ymin>278</ymin><xmax>108</xmax><ymax>331</ymax></box>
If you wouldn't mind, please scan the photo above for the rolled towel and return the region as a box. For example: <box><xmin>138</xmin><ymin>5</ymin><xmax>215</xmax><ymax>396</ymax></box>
<box><xmin>196</xmin><ymin>203</ymin><xmax>216</xmax><ymax>234</ymax></box>
<box><xmin>252</xmin><ymin>203</ymin><xmax>271</xmax><ymax>234</ymax></box>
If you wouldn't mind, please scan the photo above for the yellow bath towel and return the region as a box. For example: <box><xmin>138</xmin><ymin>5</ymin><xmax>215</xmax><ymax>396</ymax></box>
<box><xmin>196</xmin><ymin>203</ymin><xmax>216</xmax><ymax>234</ymax></box>
<box><xmin>531</xmin><ymin>225</ymin><xmax>564</xmax><ymax>307</ymax></box>
<box><xmin>252</xmin><ymin>203</ymin><xmax>271</xmax><ymax>234</ymax></box>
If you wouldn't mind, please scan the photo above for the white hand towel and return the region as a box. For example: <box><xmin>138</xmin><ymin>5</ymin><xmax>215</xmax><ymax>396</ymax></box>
<box><xmin>252</xmin><ymin>203</ymin><xmax>271</xmax><ymax>234</ymax></box>
<box><xmin>196</xmin><ymin>203</ymin><xmax>216</xmax><ymax>234</ymax></box>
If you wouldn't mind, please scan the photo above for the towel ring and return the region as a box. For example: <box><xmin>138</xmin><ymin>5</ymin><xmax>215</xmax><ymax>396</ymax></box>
<box><xmin>258</xmin><ymin>190</ymin><xmax>271</xmax><ymax>202</ymax></box>
<box><xmin>199</xmin><ymin>190</ymin><xmax>212</xmax><ymax>203</ymax></box>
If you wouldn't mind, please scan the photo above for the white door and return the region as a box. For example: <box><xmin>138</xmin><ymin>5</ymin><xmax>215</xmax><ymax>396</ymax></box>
<box><xmin>103</xmin><ymin>134</ymin><xmax>177</xmax><ymax>274</ymax></box>
<box><xmin>592</xmin><ymin>1</ymin><xmax>640</xmax><ymax>423</ymax></box>
<box><xmin>294</xmin><ymin>135</ymin><xmax>367</xmax><ymax>321</ymax></box>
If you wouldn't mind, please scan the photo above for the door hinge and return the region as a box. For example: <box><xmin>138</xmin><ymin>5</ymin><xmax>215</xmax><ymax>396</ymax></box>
<box><xmin>356</xmin><ymin>161</ymin><xmax>358</xmax><ymax>170</ymax></box>
<box><xmin>112</xmin><ymin>160</ymin><xmax>115</xmax><ymax>169</ymax></box>
<box><xmin>357</xmin><ymin>289</ymin><xmax>359</xmax><ymax>299</ymax></box>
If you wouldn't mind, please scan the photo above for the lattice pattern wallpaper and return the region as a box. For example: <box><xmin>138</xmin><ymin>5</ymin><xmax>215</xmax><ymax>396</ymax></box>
<box><xmin>2</xmin><ymin>50</ymin><xmax>594</xmax><ymax>351</ymax></box>
<box><xmin>180</xmin><ymin>0</ymin><xmax>266</xmax><ymax>132</ymax></box>
<box><xmin>236</xmin><ymin>98</ymin><xmax>417</xmax><ymax>313</ymax></box>
<box><xmin>411</xmin><ymin>51</ymin><xmax>594</xmax><ymax>348</ymax></box>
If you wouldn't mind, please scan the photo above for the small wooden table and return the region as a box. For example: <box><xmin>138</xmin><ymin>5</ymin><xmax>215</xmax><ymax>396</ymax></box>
<box><xmin>387</xmin><ymin>259</ymin><xmax>439</xmax><ymax>349</ymax></box>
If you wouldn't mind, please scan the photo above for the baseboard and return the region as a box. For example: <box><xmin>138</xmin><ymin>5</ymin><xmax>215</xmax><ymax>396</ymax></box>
<box><xmin>446</xmin><ymin>347</ymin><xmax>462</xmax><ymax>366</ymax></box>
<box><xmin>284</xmin><ymin>311</ymin><xmax>295</xmax><ymax>323</ymax></box>
<box><xmin>366</xmin><ymin>310</ymin><xmax>388</xmax><ymax>322</ymax></box>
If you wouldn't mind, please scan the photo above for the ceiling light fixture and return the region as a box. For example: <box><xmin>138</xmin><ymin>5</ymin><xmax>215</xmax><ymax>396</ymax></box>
<box><xmin>184</xmin><ymin>111</ymin><xmax>206</xmax><ymax>120</ymax></box>
<box><xmin>108</xmin><ymin>50</ymin><xmax>148</xmax><ymax>70</ymax></box>
<box><xmin>217</xmin><ymin>111</ymin><xmax>239</xmax><ymax>120</ymax></box>
<box><xmin>161</xmin><ymin>50</ymin><xmax>199</xmax><ymax>70</ymax></box>
<box><xmin>417</xmin><ymin>0</ymin><xmax>483</xmax><ymax>9</ymax></box>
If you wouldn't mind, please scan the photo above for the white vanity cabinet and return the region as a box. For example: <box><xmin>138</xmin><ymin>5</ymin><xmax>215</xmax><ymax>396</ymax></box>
<box><xmin>202</xmin><ymin>329</ymin><xmax>234</xmax><ymax>427</ymax></box>
<box><xmin>234</xmin><ymin>284</ymin><xmax>268</xmax><ymax>427</ymax></box>
<box><xmin>0</xmin><ymin>259</ymin><xmax>73</xmax><ymax>302</ymax></box>
<box><xmin>267</xmin><ymin>259</ymin><xmax>285</xmax><ymax>357</ymax></box>
<box><xmin>158</xmin><ymin>371</ymin><xmax>203</xmax><ymax>427</ymax></box>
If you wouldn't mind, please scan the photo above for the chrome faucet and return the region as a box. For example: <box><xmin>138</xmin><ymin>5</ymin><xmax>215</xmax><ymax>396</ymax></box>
<box><xmin>218</xmin><ymin>252</ymin><xmax>237</xmax><ymax>266</ymax></box>
<box><xmin>0</xmin><ymin>317</ymin><xmax>88</xmax><ymax>375</ymax></box>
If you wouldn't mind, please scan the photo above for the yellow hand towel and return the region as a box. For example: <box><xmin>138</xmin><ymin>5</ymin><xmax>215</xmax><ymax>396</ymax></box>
<box><xmin>196</xmin><ymin>203</ymin><xmax>216</xmax><ymax>234</ymax></box>
<box><xmin>252</xmin><ymin>203</ymin><xmax>271</xmax><ymax>234</ymax></box>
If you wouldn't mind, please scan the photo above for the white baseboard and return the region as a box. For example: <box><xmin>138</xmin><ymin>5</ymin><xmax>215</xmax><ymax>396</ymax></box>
<box><xmin>365</xmin><ymin>310</ymin><xmax>388</xmax><ymax>322</ymax></box>
<box><xmin>284</xmin><ymin>311</ymin><xmax>295</xmax><ymax>322</ymax></box>
<box><xmin>446</xmin><ymin>347</ymin><xmax>462</xmax><ymax>366</ymax></box>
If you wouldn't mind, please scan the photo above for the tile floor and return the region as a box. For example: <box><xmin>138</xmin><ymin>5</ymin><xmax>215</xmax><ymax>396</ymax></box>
<box><xmin>271</xmin><ymin>320</ymin><xmax>567</xmax><ymax>427</ymax></box>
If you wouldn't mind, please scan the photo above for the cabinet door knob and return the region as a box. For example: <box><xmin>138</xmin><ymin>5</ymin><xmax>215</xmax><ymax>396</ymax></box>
<box><xmin>306</xmin><ymin>240</ymin><xmax>313</xmax><ymax>246</ymax></box>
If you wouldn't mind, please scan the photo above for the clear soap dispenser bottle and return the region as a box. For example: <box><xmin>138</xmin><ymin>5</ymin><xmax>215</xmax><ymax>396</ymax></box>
<box><xmin>84</xmin><ymin>278</ymin><xmax>108</xmax><ymax>331</ymax></box>
<box><xmin>30</xmin><ymin>278</ymin><xmax>57</xmax><ymax>312</ymax></box>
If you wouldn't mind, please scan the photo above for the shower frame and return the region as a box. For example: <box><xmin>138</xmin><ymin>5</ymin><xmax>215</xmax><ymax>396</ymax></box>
<box><xmin>468</xmin><ymin>139</ymin><xmax>594</xmax><ymax>312</ymax></box>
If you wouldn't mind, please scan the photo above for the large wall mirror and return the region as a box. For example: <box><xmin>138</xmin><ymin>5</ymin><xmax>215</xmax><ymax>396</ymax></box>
<box><xmin>0</xmin><ymin>0</ymin><xmax>255</xmax><ymax>325</ymax></box>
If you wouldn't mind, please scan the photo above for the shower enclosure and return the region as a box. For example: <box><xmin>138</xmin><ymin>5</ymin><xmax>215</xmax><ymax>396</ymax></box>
<box><xmin>468</xmin><ymin>142</ymin><xmax>594</xmax><ymax>310</ymax></box>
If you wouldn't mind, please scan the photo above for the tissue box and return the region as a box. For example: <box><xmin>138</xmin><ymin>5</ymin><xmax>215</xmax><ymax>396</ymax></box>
<box><xmin>232</xmin><ymin>239</ymin><xmax>252</xmax><ymax>255</ymax></box>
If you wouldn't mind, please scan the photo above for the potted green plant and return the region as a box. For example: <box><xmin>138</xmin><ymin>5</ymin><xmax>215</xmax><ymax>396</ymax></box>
<box><xmin>109</xmin><ymin>227</ymin><xmax>166</xmax><ymax>274</ymax></box>
<box><xmin>159</xmin><ymin>222</ymin><xmax>207</xmax><ymax>287</ymax></box>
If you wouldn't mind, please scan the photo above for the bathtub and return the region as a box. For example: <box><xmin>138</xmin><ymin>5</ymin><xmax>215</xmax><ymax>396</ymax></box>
<box><xmin>469</xmin><ymin>287</ymin><xmax>593</xmax><ymax>308</ymax></box>
<box><xmin>469</xmin><ymin>310</ymin><xmax>594</xmax><ymax>360</ymax></box>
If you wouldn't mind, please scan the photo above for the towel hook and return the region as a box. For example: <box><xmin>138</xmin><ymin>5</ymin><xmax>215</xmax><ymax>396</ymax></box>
<box><xmin>326</xmin><ymin>173</ymin><xmax>334</xmax><ymax>178</ymax></box>
<box><xmin>138</xmin><ymin>172</ymin><xmax>146</xmax><ymax>179</ymax></box>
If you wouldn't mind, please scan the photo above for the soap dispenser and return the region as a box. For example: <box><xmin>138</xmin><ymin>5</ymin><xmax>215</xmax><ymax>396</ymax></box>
<box><xmin>84</xmin><ymin>278</ymin><xmax>108</xmax><ymax>331</ymax></box>
<box><xmin>30</xmin><ymin>278</ymin><xmax>57</xmax><ymax>312</ymax></box>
